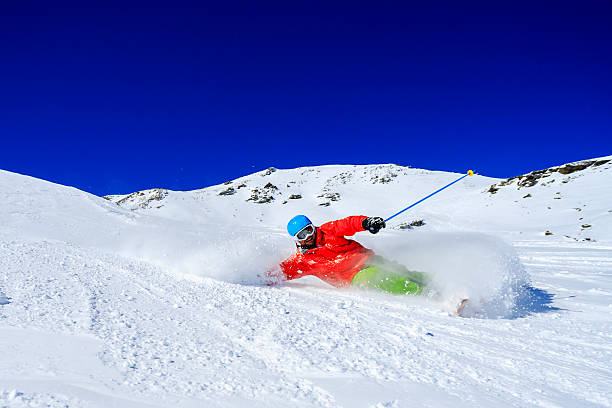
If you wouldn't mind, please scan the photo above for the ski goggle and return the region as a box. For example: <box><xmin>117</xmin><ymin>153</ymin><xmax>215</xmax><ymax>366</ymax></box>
<box><xmin>294</xmin><ymin>224</ymin><xmax>315</xmax><ymax>241</ymax></box>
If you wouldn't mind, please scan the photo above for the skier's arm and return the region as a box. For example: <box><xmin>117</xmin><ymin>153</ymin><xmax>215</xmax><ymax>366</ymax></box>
<box><xmin>319</xmin><ymin>215</ymin><xmax>368</xmax><ymax>237</ymax></box>
<box><xmin>278</xmin><ymin>254</ymin><xmax>308</xmax><ymax>281</ymax></box>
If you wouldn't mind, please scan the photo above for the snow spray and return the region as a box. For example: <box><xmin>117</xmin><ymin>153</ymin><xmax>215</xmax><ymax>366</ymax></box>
<box><xmin>368</xmin><ymin>231</ymin><xmax>531</xmax><ymax>318</ymax></box>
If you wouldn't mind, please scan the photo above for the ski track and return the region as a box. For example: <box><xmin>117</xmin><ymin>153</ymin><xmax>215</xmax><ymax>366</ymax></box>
<box><xmin>1</xmin><ymin>238</ymin><xmax>611</xmax><ymax>407</ymax></box>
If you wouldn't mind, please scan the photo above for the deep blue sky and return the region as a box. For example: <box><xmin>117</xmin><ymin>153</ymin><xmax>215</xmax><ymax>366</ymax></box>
<box><xmin>1</xmin><ymin>3</ymin><xmax>610</xmax><ymax>195</ymax></box>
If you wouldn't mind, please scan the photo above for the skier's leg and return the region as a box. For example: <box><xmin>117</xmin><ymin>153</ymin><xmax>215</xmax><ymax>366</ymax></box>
<box><xmin>351</xmin><ymin>266</ymin><xmax>426</xmax><ymax>295</ymax></box>
<box><xmin>363</xmin><ymin>256</ymin><xmax>430</xmax><ymax>288</ymax></box>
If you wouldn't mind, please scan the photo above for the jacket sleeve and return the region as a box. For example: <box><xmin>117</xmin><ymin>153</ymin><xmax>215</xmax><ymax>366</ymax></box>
<box><xmin>279</xmin><ymin>253</ymin><xmax>307</xmax><ymax>281</ymax></box>
<box><xmin>319</xmin><ymin>215</ymin><xmax>367</xmax><ymax>237</ymax></box>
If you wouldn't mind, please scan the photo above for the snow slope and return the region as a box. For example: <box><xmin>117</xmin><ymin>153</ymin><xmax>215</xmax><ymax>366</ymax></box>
<box><xmin>1</xmin><ymin>157</ymin><xmax>611</xmax><ymax>407</ymax></box>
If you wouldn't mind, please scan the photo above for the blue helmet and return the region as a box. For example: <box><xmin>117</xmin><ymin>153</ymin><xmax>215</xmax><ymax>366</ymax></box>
<box><xmin>287</xmin><ymin>215</ymin><xmax>312</xmax><ymax>236</ymax></box>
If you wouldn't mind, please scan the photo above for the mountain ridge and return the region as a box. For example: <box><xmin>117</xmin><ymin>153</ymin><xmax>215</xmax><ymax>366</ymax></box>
<box><xmin>98</xmin><ymin>156</ymin><xmax>612</xmax><ymax>244</ymax></box>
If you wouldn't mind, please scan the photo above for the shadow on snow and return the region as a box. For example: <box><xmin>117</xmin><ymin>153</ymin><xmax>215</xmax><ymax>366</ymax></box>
<box><xmin>0</xmin><ymin>290</ymin><xmax>10</xmax><ymax>306</ymax></box>
<box><xmin>513</xmin><ymin>286</ymin><xmax>563</xmax><ymax>317</ymax></box>
<box><xmin>467</xmin><ymin>285</ymin><xmax>563</xmax><ymax>319</ymax></box>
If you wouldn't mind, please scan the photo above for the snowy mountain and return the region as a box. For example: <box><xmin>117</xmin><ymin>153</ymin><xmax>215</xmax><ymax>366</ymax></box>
<box><xmin>1</xmin><ymin>157</ymin><xmax>611</xmax><ymax>407</ymax></box>
<box><xmin>104</xmin><ymin>157</ymin><xmax>612</xmax><ymax>243</ymax></box>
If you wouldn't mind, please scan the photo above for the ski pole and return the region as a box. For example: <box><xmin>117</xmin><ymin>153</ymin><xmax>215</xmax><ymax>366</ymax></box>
<box><xmin>385</xmin><ymin>170</ymin><xmax>474</xmax><ymax>223</ymax></box>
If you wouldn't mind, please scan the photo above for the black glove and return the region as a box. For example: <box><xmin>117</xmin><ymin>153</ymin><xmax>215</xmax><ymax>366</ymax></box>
<box><xmin>362</xmin><ymin>217</ymin><xmax>386</xmax><ymax>234</ymax></box>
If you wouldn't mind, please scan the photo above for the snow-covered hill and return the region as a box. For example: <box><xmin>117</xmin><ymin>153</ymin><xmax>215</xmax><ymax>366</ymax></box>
<box><xmin>104</xmin><ymin>157</ymin><xmax>612</xmax><ymax>243</ymax></box>
<box><xmin>1</xmin><ymin>157</ymin><xmax>611</xmax><ymax>407</ymax></box>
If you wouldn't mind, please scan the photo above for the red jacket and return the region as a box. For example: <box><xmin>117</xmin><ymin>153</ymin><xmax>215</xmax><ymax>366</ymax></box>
<box><xmin>279</xmin><ymin>216</ymin><xmax>374</xmax><ymax>287</ymax></box>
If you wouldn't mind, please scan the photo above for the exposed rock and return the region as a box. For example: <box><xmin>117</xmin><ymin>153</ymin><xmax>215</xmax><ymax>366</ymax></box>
<box><xmin>223</xmin><ymin>181</ymin><xmax>232</xmax><ymax>185</ymax></box>
<box><xmin>371</xmin><ymin>175</ymin><xmax>397</xmax><ymax>184</ymax></box>
<box><xmin>317</xmin><ymin>192</ymin><xmax>340</xmax><ymax>202</ymax></box>
<box><xmin>396</xmin><ymin>220</ymin><xmax>426</xmax><ymax>230</ymax></box>
<box><xmin>558</xmin><ymin>162</ymin><xmax>594</xmax><ymax>175</ymax></box>
<box><xmin>365</xmin><ymin>164</ymin><xmax>405</xmax><ymax>184</ymax></box>
<box><xmin>300</xmin><ymin>168</ymin><xmax>316</xmax><ymax>176</ymax></box>
<box><xmin>329</xmin><ymin>172</ymin><xmax>353</xmax><ymax>184</ymax></box>
<box><xmin>319</xmin><ymin>202</ymin><xmax>330</xmax><ymax>207</ymax></box>
<box><xmin>261</xmin><ymin>167</ymin><xmax>277</xmax><ymax>176</ymax></box>
<box><xmin>247</xmin><ymin>193</ymin><xmax>274</xmax><ymax>204</ymax></box>
<box><xmin>289</xmin><ymin>194</ymin><xmax>302</xmax><ymax>199</ymax></box>
<box><xmin>545</xmin><ymin>231</ymin><xmax>553</xmax><ymax>236</ymax></box>
<box><xmin>487</xmin><ymin>158</ymin><xmax>610</xmax><ymax>194</ymax></box>
<box><xmin>370</xmin><ymin>172</ymin><xmax>398</xmax><ymax>184</ymax></box>
<box><xmin>517</xmin><ymin>174</ymin><xmax>540</xmax><ymax>187</ymax></box>
<box><xmin>218</xmin><ymin>187</ymin><xmax>235</xmax><ymax>196</ymax></box>
<box><xmin>523</xmin><ymin>194</ymin><xmax>532</xmax><ymax>198</ymax></box>
<box><xmin>582</xmin><ymin>224</ymin><xmax>592</xmax><ymax>228</ymax></box>
<box><xmin>112</xmin><ymin>188</ymin><xmax>169</xmax><ymax>210</ymax></box>
<box><xmin>246</xmin><ymin>183</ymin><xmax>278</xmax><ymax>204</ymax></box>
<box><xmin>237</xmin><ymin>183</ymin><xmax>247</xmax><ymax>189</ymax></box>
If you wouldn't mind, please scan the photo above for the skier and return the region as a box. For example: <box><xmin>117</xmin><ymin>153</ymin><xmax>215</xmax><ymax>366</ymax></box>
<box><xmin>272</xmin><ymin>215</ymin><xmax>428</xmax><ymax>294</ymax></box>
